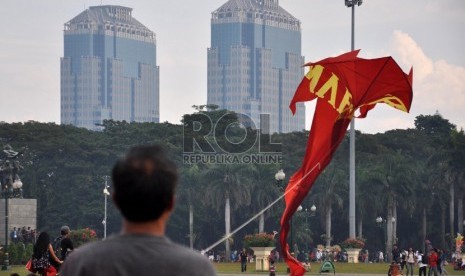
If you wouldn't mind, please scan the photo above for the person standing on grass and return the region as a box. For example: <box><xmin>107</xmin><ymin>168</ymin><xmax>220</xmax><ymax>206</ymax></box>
<box><xmin>427</xmin><ymin>248</ymin><xmax>439</xmax><ymax>276</ymax></box>
<box><xmin>240</xmin><ymin>248</ymin><xmax>248</xmax><ymax>272</ymax></box>
<box><xmin>269</xmin><ymin>260</ymin><xmax>276</xmax><ymax>276</ymax></box>
<box><xmin>60</xmin><ymin>145</ymin><xmax>216</xmax><ymax>276</ymax></box>
<box><xmin>418</xmin><ymin>250</ymin><xmax>428</xmax><ymax>276</ymax></box>
<box><xmin>392</xmin><ymin>245</ymin><xmax>401</xmax><ymax>263</ymax></box>
<box><xmin>379</xmin><ymin>251</ymin><xmax>384</xmax><ymax>263</ymax></box>
<box><xmin>32</xmin><ymin>232</ymin><xmax>63</xmax><ymax>276</ymax></box>
<box><xmin>438</xmin><ymin>249</ymin><xmax>448</xmax><ymax>275</ymax></box>
<box><xmin>406</xmin><ymin>247</ymin><xmax>415</xmax><ymax>276</ymax></box>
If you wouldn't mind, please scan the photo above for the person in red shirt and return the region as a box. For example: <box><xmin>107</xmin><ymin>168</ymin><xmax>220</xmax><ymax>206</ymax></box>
<box><xmin>427</xmin><ymin>248</ymin><xmax>439</xmax><ymax>276</ymax></box>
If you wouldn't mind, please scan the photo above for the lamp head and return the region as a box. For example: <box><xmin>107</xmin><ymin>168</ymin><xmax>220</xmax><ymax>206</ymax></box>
<box><xmin>275</xmin><ymin>169</ymin><xmax>285</xmax><ymax>181</ymax></box>
<box><xmin>345</xmin><ymin>0</ymin><xmax>362</xmax><ymax>7</ymax></box>
<box><xmin>12</xmin><ymin>179</ymin><xmax>23</xmax><ymax>189</ymax></box>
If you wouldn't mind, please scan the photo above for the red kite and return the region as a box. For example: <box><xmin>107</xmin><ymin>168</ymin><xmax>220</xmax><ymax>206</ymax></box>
<box><xmin>282</xmin><ymin>50</ymin><xmax>413</xmax><ymax>275</ymax></box>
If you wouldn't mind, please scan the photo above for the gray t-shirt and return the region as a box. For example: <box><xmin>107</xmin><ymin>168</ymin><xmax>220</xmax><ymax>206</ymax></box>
<box><xmin>60</xmin><ymin>234</ymin><xmax>216</xmax><ymax>276</ymax></box>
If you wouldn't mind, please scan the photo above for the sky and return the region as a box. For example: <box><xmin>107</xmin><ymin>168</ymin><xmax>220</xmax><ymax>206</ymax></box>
<box><xmin>0</xmin><ymin>0</ymin><xmax>464</xmax><ymax>134</ymax></box>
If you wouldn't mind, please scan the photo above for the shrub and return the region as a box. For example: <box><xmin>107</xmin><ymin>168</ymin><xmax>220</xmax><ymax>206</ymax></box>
<box><xmin>69</xmin><ymin>227</ymin><xmax>98</xmax><ymax>247</ymax></box>
<box><xmin>243</xmin><ymin>233</ymin><xmax>276</xmax><ymax>248</ymax></box>
<box><xmin>340</xmin><ymin>238</ymin><xmax>365</xmax><ymax>249</ymax></box>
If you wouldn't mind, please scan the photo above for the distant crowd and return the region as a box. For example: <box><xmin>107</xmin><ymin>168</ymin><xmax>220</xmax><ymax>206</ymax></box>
<box><xmin>10</xmin><ymin>226</ymin><xmax>38</xmax><ymax>244</ymax></box>
<box><xmin>200</xmin><ymin>242</ymin><xmax>465</xmax><ymax>276</ymax></box>
<box><xmin>386</xmin><ymin>244</ymin><xmax>465</xmax><ymax>276</ymax></box>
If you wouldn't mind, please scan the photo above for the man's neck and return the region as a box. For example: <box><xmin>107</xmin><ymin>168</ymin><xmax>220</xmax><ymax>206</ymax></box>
<box><xmin>121</xmin><ymin>218</ymin><xmax>166</xmax><ymax>236</ymax></box>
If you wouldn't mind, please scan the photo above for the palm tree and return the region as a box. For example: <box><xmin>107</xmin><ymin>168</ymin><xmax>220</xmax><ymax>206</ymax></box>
<box><xmin>415</xmin><ymin>113</ymin><xmax>457</xmax><ymax>239</ymax></box>
<box><xmin>356</xmin><ymin>163</ymin><xmax>382</xmax><ymax>240</ymax></box>
<box><xmin>451</xmin><ymin>130</ymin><xmax>465</xmax><ymax>234</ymax></box>
<box><xmin>310</xmin><ymin>162</ymin><xmax>345</xmax><ymax>247</ymax></box>
<box><xmin>249</xmin><ymin>164</ymin><xmax>281</xmax><ymax>233</ymax></box>
<box><xmin>202</xmin><ymin>164</ymin><xmax>253</xmax><ymax>261</ymax></box>
<box><xmin>178</xmin><ymin>165</ymin><xmax>202</xmax><ymax>249</ymax></box>
<box><xmin>368</xmin><ymin>150</ymin><xmax>414</xmax><ymax>261</ymax></box>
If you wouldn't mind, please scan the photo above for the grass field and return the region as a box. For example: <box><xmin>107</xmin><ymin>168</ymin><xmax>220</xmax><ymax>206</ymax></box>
<box><xmin>212</xmin><ymin>261</ymin><xmax>465</xmax><ymax>275</ymax></box>
<box><xmin>0</xmin><ymin>262</ymin><xmax>463</xmax><ymax>275</ymax></box>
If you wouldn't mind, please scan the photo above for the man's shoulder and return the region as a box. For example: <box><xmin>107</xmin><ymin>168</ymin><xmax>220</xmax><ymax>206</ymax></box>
<box><xmin>61</xmin><ymin>237</ymin><xmax>73</xmax><ymax>244</ymax></box>
<box><xmin>163</xmin><ymin>241</ymin><xmax>213</xmax><ymax>264</ymax></box>
<box><xmin>62</xmin><ymin>235</ymin><xmax>216</xmax><ymax>276</ymax></box>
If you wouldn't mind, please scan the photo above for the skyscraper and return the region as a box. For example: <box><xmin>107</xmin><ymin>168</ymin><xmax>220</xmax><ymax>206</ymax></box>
<box><xmin>61</xmin><ymin>5</ymin><xmax>159</xmax><ymax>130</ymax></box>
<box><xmin>208</xmin><ymin>0</ymin><xmax>305</xmax><ymax>133</ymax></box>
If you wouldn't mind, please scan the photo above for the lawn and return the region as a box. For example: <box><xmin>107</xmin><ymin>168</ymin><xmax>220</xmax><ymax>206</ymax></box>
<box><xmin>213</xmin><ymin>261</ymin><xmax>465</xmax><ymax>275</ymax></box>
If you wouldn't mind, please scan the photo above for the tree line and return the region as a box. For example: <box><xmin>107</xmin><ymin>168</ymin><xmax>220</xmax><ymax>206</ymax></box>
<box><xmin>0</xmin><ymin>110</ymin><xmax>463</xmax><ymax>261</ymax></box>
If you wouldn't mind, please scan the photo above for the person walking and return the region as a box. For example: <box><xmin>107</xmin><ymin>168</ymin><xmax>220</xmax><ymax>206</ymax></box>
<box><xmin>60</xmin><ymin>145</ymin><xmax>216</xmax><ymax>276</ymax></box>
<box><xmin>406</xmin><ymin>247</ymin><xmax>415</xmax><ymax>276</ymax></box>
<box><xmin>438</xmin><ymin>249</ymin><xmax>448</xmax><ymax>275</ymax></box>
<box><xmin>50</xmin><ymin>225</ymin><xmax>74</xmax><ymax>271</ymax></box>
<box><xmin>427</xmin><ymin>248</ymin><xmax>439</xmax><ymax>276</ymax></box>
<box><xmin>400</xmin><ymin>249</ymin><xmax>407</xmax><ymax>271</ymax></box>
<box><xmin>379</xmin><ymin>251</ymin><xmax>384</xmax><ymax>263</ymax></box>
<box><xmin>418</xmin><ymin>250</ymin><xmax>427</xmax><ymax>276</ymax></box>
<box><xmin>269</xmin><ymin>260</ymin><xmax>276</xmax><ymax>276</ymax></box>
<box><xmin>240</xmin><ymin>248</ymin><xmax>248</xmax><ymax>272</ymax></box>
<box><xmin>32</xmin><ymin>232</ymin><xmax>63</xmax><ymax>276</ymax></box>
<box><xmin>58</xmin><ymin>225</ymin><xmax>74</xmax><ymax>261</ymax></box>
<box><xmin>392</xmin><ymin>245</ymin><xmax>401</xmax><ymax>263</ymax></box>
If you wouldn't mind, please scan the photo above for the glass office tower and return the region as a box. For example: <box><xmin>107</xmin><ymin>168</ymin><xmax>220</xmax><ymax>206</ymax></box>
<box><xmin>208</xmin><ymin>0</ymin><xmax>305</xmax><ymax>133</ymax></box>
<box><xmin>61</xmin><ymin>5</ymin><xmax>159</xmax><ymax>130</ymax></box>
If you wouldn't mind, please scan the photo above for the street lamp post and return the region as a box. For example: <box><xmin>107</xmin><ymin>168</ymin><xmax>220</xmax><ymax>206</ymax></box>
<box><xmin>345</xmin><ymin>0</ymin><xmax>362</xmax><ymax>240</ymax></box>
<box><xmin>291</xmin><ymin>205</ymin><xmax>303</xmax><ymax>255</ymax></box>
<box><xmin>1</xmin><ymin>181</ymin><xmax>12</xmax><ymax>271</ymax></box>
<box><xmin>376</xmin><ymin>216</ymin><xmax>387</xmax><ymax>262</ymax></box>
<box><xmin>303</xmin><ymin>205</ymin><xmax>317</xmax><ymax>233</ymax></box>
<box><xmin>0</xmin><ymin>146</ymin><xmax>23</xmax><ymax>271</ymax></box>
<box><xmin>274</xmin><ymin>169</ymin><xmax>285</xmax><ymax>190</ymax></box>
<box><xmin>102</xmin><ymin>176</ymin><xmax>110</xmax><ymax>240</ymax></box>
<box><xmin>310</xmin><ymin>204</ymin><xmax>316</xmax><ymax>216</ymax></box>
<box><xmin>303</xmin><ymin>205</ymin><xmax>316</xmax><ymax>252</ymax></box>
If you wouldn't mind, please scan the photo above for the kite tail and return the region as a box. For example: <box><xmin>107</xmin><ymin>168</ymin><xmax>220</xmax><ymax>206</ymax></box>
<box><xmin>280</xmin><ymin>220</ymin><xmax>306</xmax><ymax>276</ymax></box>
<box><xmin>278</xmin><ymin>163</ymin><xmax>322</xmax><ymax>276</ymax></box>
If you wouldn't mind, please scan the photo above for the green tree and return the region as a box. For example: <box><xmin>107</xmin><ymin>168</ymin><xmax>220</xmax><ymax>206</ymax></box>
<box><xmin>249</xmin><ymin>164</ymin><xmax>281</xmax><ymax>233</ymax></box>
<box><xmin>367</xmin><ymin>149</ymin><xmax>414</xmax><ymax>261</ymax></box>
<box><xmin>178</xmin><ymin>165</ymin><xmax>203</xmax><ymax>249</ymax></box>
<box><xmin>202</xmin><ymin>164</ymin><xmax>253</xmax><ymax>261</ymax></box>
<box><xmin>310</xmin><ymin>162</ymin><xmax>346</xmax><ymax>247</ymax></box>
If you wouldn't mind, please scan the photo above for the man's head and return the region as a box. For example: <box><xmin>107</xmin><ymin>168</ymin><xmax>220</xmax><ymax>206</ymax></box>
<box><xmin>61</xmin><ymin>225</ymin><xmax>70</xmax><ymax>236</ymax></box>
<box><xmin>112</xmin><ymin>145</ymin><xmax>178</xmax><ymax>222</ymax></box>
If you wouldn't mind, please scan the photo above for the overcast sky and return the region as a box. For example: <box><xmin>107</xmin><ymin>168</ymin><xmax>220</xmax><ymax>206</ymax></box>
<box><xmin>0</xmin><ymin>0</ymin><xmax>464</xmax><ymax>133</ymax></box>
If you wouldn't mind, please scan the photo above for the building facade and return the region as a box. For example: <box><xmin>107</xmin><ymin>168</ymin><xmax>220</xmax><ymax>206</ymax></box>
<box><xmin>208</xmin><ymin>0</ymin><xmax>305</xmax><ymax>133</ymax></box>
<box><xmin>61</xmin><ymin>5</ymin><xmax>159</xmax><ymax>130</ymax></box>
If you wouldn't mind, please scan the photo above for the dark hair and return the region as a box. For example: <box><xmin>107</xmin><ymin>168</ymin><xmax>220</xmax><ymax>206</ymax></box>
<box><xmin>33</xmin><ymin>232</ymin><xmax>50</xmax><ymax>258</ymax></box>
<box><xmin>112</xmin><ymin>145</ymin><xmax>178</xmax><ymax>222</ymax></box>
<box><xmin>61</xmin><ymin>225</ymin><xmax>70</xmax><ymax>235</ymax></box>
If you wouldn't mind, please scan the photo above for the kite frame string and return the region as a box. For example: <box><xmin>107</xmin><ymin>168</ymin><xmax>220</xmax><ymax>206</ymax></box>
<box><xmin>203</xmin><ymin>162</ymin><xmax>321</xmax><ymax>253</ymax></box>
